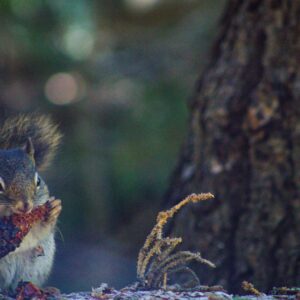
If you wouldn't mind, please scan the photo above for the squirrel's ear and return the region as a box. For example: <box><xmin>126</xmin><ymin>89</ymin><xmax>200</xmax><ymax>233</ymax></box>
<box><xmin>23</xmin><ymin>138</ymin><xmax>35</xmax><ymax>158</ymax></box>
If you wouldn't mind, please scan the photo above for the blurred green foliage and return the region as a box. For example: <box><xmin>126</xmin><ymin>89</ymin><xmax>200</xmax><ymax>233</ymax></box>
<box><xmin>0</xmin><ymin>0</ymin><xmax>226</xmax><ymax>292</ymax></box>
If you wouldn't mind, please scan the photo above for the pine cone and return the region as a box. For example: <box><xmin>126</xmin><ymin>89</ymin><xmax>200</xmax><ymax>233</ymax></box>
<box><xmin>0</xmin><ymin>201</ymin><xmax>51</xmax><ymax>258</ymax></box>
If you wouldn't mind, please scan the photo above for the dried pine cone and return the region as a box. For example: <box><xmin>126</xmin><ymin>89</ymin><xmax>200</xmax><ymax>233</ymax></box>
<box><xmin>14</xmin><ymin>281</ymin><xmax>61</xmax><ymax>300</ymax></box>
<box><xmin>0</xmin><ymin>201</ymin><xmax>51</xmax><ymax>258</ymax></box>
<box><xmin>15</xmin><ymin>281</ymin><xmax>46</xmax><ymax>300</ymax></box>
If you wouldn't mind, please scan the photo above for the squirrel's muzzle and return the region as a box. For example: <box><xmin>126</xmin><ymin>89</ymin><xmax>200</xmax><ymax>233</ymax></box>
<box><xmin>14</xmin><ymin>200</ymin><xmax>34</xmax><ymax>214</ymax></box>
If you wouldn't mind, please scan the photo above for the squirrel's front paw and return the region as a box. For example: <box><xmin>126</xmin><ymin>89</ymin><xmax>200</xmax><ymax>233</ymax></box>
<box><xmin>45</xmin><ymin>198</ymin><xmax>62</xmax><ymax>224</ymax></box>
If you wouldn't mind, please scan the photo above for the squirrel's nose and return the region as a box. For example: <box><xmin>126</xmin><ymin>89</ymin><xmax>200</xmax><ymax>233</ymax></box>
<box><xmin>23</xmin><ymin>202</ymin><xmax>33</xmax><ymax>212</ymax></box>
<box><xmin>15</xmin><ymin>201</ymin><xmax>33</xmax><ymax>213</ymax></box>
<box><xmin>24</xmin><ymin>201</ymin><xmax>34</xmax><ymax>213</ymax></box>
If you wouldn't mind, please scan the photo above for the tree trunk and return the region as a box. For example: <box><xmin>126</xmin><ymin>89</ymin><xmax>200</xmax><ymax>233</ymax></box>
<box><xmin>164</xmin><ymin>0</ymin><xmax>300</xmax><ymax>293</ymax></box>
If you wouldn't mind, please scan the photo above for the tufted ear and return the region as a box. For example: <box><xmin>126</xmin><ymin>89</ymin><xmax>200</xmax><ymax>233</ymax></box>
<box><xmin>23</xmin><ymin>138</ymin><xmax>35</xmax><ymax>159</ymax></box>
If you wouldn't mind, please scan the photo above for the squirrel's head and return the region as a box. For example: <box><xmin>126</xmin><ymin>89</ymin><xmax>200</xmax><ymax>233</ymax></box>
<box><xmin>0</xmin><ymin>139</ymin><xmax>41</xmax><ymax>215</ymax></box>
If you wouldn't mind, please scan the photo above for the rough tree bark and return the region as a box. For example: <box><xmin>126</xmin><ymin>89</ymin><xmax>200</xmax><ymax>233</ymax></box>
<box><xmin>164</xmin><ymin>0</ymin><xmax>300</xmax><ymax>293</ymax></box>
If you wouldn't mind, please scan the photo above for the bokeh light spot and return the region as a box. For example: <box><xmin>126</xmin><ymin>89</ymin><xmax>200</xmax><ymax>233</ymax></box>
<box><xmin>45</xmin><ymin>73</ymin><xmax>81</xmax><ymax>105</ymax></box>
<box><xmin>125</xmin><ymin>0</ymin><xmax>160</xmax><ymax>12</ymax></box>
<box><xmin>63</xmin><ymin>26</ymin><xmax>95</xmax><ymax>60</ymax></box>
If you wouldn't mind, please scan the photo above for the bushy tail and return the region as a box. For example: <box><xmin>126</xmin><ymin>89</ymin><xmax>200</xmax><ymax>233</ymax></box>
<box><xmin>0</xmin><ymin>114</ymin><xmax>62</xmax><ymax>170</ymax></box>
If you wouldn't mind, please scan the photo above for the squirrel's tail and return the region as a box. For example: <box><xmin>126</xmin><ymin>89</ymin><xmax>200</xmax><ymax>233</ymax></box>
<box><xmin>0</xmin><ymin>114</ymin><xmax>62</xmax><ymax>170</ymax></box>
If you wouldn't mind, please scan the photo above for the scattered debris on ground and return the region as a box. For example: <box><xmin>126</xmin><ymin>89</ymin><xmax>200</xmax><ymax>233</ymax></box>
<box><xmin>1</xmin><ymin>284</ymin><xmax>300</xmax><ymax>300</ymax></box>
<box><xmin>242</xmin><ymin>281</ymin><xmax>262</xmax><ymax>296</ymax></box>
<box><xmin>65</xmin><ymin>284</ymin><xmax>232</xmax><ymax>300</ymax></box>
<box><xmin>61</xmin><ymin>284</ymin><xmax>300</xmax><ymax>300</ymax></box>
<box><xmin>271</xmin><ymin>287</ymin><xmax>300</xmax><ymax>298</ymax></box>
<box><xmin>1</xmin><ymin>281</ymin><xmax>61</xmax><ymax>300</ymax></box>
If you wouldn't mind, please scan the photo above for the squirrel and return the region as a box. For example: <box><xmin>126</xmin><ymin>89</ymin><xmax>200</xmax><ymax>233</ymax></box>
<box><xmin>0</xmin><ymin>114</ymin><xmax>62</xmax><ymax>291</ymax></box>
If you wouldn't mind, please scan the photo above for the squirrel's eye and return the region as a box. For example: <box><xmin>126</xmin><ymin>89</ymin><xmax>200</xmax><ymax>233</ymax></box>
<box><xmin>34</xmin><ymin>173</ymin><xmax>41</xmax><ymax>188</ymax></box>
<box><xmin>37</xmin><ymin>176</ymin><xmax>41</xmax><ymax>187</ymax></box>
<box><xmin>0</xmin><ymin>177</ymin><xmax>5</xmax><ymax>194</ymax></box>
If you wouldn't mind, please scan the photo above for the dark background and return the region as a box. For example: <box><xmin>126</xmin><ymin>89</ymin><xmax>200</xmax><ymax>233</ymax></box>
<box><xmin>0</xmin><ymin>0</ymin><xmax>226</xmax><ymax>292</ymax></box>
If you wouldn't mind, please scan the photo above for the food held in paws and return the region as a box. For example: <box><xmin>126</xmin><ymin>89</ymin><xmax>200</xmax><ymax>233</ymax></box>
<box><xmin>0</xmin><ymin>201</ymin><xmax>51</xmax><ymax>258</ymax></box>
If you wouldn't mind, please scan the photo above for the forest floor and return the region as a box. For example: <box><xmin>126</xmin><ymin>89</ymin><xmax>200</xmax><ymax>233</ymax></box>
<box><xmin>1</xmin><ymin>283</ymin><xmax>299</xmax><ymax>299</ymax></box>
<box><xmin>61</xmin><ymin>286</ymin><xmax>300</xmax><ymax>300</ymax></box>
<box><xmin>61</xmin><ymin>284</ymin><xmax>300</xmax><ymax>300</ymax></box>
